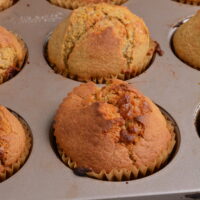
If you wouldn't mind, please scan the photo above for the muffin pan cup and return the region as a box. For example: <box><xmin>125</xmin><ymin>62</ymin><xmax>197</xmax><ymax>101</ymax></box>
<box><xmin>0</xmin><ymin>0</ymin><xmax>200</xmax><ymax>199</ymax></box>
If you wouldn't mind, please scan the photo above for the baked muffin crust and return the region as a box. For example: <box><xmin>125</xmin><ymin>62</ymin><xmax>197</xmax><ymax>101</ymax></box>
<box><xmin>0</xmin><ymin>106</ymin><xmax>25</xmax><ymax>173</ymax></box>
<box><xmin>0</xmin><ymin>26</ymin><xmax>27</xmax><ymax>84</ymax></box>
<box><xmin>54</xmin><ymin>80</ymin><xmax>175</xmax><ymax>179</ymax></box>
<box><xmin>48</xmin><ymin>3</ymin><xmax>156</xmax><ymax>83</ymax></box>
<box><xmin>0</xmin><ymin>0</ymin><xmax>13</xmax><ymax>11</ymax></box>
<box><xmin>173</xmin><ymin>11</ymin><xmax>200</xmax><ymax>69</ymax></box>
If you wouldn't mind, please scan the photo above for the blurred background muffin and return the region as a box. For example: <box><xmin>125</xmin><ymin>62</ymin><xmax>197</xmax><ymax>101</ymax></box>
<box><xmin>0</xmin><ymin>106</ymin><xmax>32</xmax><ymax>182</ymax></box>
<box><xmin>54</xmin><ymin>79</ymin><xmax>176</xmax><ymax>181</ymax></box>
<box><xmin>173</xmin><ymin>0</ymin><xmax>200</xmax><ymax>5</ymax></box>
<box><xmin>47</xmin><ymin>3</ymin><xmax>156</xmax><ymax>83</ymax></box>
<box><xmin>48</xmin><ymin>0</ymin><xmax>127</xmax><ymax>10</ymax></box>
<box><xmin>0</xmin><ymin>26</ymin><xmax>27</xmax><ymax>84</ymax></box>
<box><xmin>0</xmin><ymin>0</ymin><xmax>14</xmax><ymax>11</ymax></box>
<box><xmin>173</xmin><ymin>11</ymin><xmax>200</xmax><ymax>69</ymax></box>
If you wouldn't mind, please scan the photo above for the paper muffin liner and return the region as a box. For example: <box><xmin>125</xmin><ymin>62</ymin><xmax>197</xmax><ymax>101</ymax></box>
<box><xmin>0</xmin><ymin>114</ymin><xmax>32</xmax><ymax>182</ymax></box>
<box><xmin>0</xmin><ymin>0</ymin><xmax>13</xmax><ymax>11</ymax></box>
<box><xmin>173</xmin><ymin>0</ymin><xmax>200</xmax><ymax>5</ymax></box>
<box><xmin>49</xmin><ymin>0</ymin><xmax>127</xmax><ymax>10</ymax></box>
<box><xmin>66</xmin><ymin>39</ymin><xmax>157</xmax><ymax>84</ymax></box>
<box><xmin>56</xmin><ymin>118</ymin><xmax>176</xmax><ymax>181</ymax></box>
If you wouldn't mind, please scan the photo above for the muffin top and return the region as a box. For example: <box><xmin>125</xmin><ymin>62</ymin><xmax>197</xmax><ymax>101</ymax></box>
<box><xmin>54</xmin><ymin>80</ymin><xmax>175</xmax><ymax>173</ymax></box>
<box><xmin>49</xmin><ymin>0</ymin><xmax>127</xmax><ymax>9</ymax></box>
<box><xmin>0</xmin><ymin>26</ymin><xmax>26</xmax><ymax>83</ymax></box>
<box><xmin>48</xmin><ymin>3</ymin><xmax>155</xmax><ymax>83</ymax></box>
<box><xmin>0</xmin><ymin>106</ymin><xmax>26</xmax><ymax>173</ymax></box>
<box><xmin>173</xmin><ymin>10</ymin><xmax>200</xmax><ymax>69</ymax></box>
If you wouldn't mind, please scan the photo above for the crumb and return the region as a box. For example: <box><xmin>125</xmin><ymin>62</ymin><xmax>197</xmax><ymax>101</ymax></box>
<box><xmin>27</xmin><ymin>61</ymin><xmax>30</xmax><ymax>64</ymax></box>
<box><xmin>26</xmin><ymin>4</ymin><xmax>30</xmax><ymax>7</ymax></box>
<box><xmin>126</xmin><ymin>181</ymin><xmax>129</xmax><ymax>184</ymax></box>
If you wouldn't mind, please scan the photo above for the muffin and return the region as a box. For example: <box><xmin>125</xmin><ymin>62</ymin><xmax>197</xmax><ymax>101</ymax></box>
<box><xmin>47</xmin><ymin>3</ymin><xmax>156</xmax><ymax>83</ymax></box>
<box><xmin>0</xmin><ymin>0</ymin><xmax>13</xmax><ymax>11</ymax></box>
<box><xmin>48</xmin><ymin>0</ymin><xmax>127</xmax><ymax>10</ymax></box>
<box><xmin>0</xmin><ymin>106</ymin><xmax>32</xmax><ymax>182</ymax></box>
<box><xmin>173</xmin><ymin>11</ymin><xmax>200</xmax><ymax>69</ymax></box>
<box><xmin>0</xmin><ymin>26</ymin><xmax>27</xmax><ymax>84</ymax></box>
<box><xmin>54</xmin><ymin>79</ymin><xmax>176</xmax><ymax>181</ymax></box>
<box><xmin>173</xmin><ymin>0</ymin><xmax>200</xmax><ymax>5</ymax></box>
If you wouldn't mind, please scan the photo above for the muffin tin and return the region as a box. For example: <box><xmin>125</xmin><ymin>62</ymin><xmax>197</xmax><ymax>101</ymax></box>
<box><xmin>0</xmin><ymin>0</ymin><xmax>200</xmax><ymax>199</ymax></box>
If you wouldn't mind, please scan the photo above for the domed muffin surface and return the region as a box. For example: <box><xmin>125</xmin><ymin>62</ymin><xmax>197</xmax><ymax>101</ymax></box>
<box><xmin>54</xmin><ymin>80</ymin><xmax>175</xmax><ymax>180</ymax></box>
<box><xmin>0</xmin><ymin>26</ymin><xmax>27</xmax><ymax>84</ymax></box>
<box><xmin>47</xmin><ymin>3</ymin><xmax>156</xmax><ymax>83</ymax></box>
<box><xmin>0</xmin><ymin>106</ymin><xmax>31</xmax><ymax>182</ymax></box>
<box><xmin>173</xmin><ymin>11</ymin><xmax>200</xmax><ymax>69</ymax></box>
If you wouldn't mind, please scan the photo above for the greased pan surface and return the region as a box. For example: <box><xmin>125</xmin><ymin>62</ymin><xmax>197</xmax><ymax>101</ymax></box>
<box><xmin>0</xmin><ymin>0</ymin><xmax>200</xmax><ymax>199</ymax></box>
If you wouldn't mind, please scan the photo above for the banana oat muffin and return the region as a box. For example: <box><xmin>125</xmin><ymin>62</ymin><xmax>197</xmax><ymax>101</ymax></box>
<box><xmin>48</xmin><ymin>0</ymin><xmax>127</xmax><ymax>10</ymax></box>
<box><xmin>47</xmin><ymin>3</ymin><xmax>156</xmax><ymax>83</ymax></box>
<box><xmin>0</xmin><ymin>106</ymin><xmax>32</xmax><ymax>182</ymax></box>
<box><xmin>0</xmin><ymin>26</ymin><xmax>27</xmax><ymax>84</ymax></box>
<box><xmin>173</xmin><ymin>11</ymin><xmax>200</xmax><ymax>69</ymax></box>
<box><xmin>54</xmin><ymin>79</ymin><xmax>176</xmax><ymax>181</ymax></box>
<box><xmin>0</xmin><ymin>0</ymin><xmax>13</xmax><ymax>11</ymax></box>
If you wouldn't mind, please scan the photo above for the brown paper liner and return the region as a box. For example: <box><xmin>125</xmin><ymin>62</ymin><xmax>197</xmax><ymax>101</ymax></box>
<box><xmin>56</xmin><ymin>118</ymin><xmax>176</xmax><ymax>181</ymax></box>
<box><xmin>49</xmin><ymin>0</ymin><xmax>127</xmax><ymax>10</ymax></box>
<box><xmin>0</xmin><ymin>0</ymin><xmax>13</xmax><ymax>11</ymax></box>
<box><xmin>0</xmin><ymin>114</ymin><xmax>32</xmax><ymax>182</ymax></box>
<box><xmin>66</xmin><ymin>39</ymin><xmax>157</xmax><ymax>84</ymax></box>
<box><xmin>173</xmin><ymin>0</ymin><xmax>200</xmax><ymax>5</ymax></box>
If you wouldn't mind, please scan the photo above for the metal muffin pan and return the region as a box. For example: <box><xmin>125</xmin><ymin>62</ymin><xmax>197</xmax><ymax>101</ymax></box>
<box><xmin>0</xmin><ymin>0</ymin><xmax>200</xmax><ymax>199</ymax></box>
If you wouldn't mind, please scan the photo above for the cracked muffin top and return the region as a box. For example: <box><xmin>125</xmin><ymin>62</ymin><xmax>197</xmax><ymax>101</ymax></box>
<box><xmin>49</xmin><ymin>0</ymin><xmax>127</xmax><ymax>9</ymax></box>
<box><xmin>0</xmin><ymin>106</ymin><xmax>26</xmax><ymax>174</ymax></box>
<box><xmin>54</xmin><ymin>80</ymin><xmax>175</xmax><ymax>175</ymax></box>
<box><xmin>0</xmin><ymin>26</ymin><xmax>27</xmax><ymax>84</ymax></box>
<box><xmin>0</xmin><ymin>0</ymin><xmax>13</xmax><ymax>11</ymax></box>
<box><xmin>47</xmin><ymin>3</ymin><xmax>156</xmax><ymax>83</ymax></box>
<box><xmin>173</xmin><ymin>11</ymin><xmax>200</xmax><ymax>69</ymax></box>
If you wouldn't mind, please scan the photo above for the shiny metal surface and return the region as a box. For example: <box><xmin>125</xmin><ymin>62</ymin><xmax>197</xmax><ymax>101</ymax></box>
<box><xmin>0</xmin><ymin>0</ymin><xmax>199</xmax><ymax>199</ymax></box>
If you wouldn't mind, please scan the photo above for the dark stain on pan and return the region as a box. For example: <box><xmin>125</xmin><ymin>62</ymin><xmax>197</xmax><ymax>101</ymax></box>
<box><xmin>73</xmin><ymin>168</ymin><xmax>92</xmax><ymax>177</ymax></box>
<box><xmin>155</xmin><ymin>41</ymin><xmax>164</xmax><ymax>56</ymax></box>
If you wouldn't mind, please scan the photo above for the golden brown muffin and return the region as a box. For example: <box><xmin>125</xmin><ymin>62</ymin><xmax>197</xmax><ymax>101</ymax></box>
<box><xmin>0</xmin><ymin>0</ymin><xmax>13</xmax><ymax>11</ymax></box>
<box><xmin>173</xmin><ymin>0</ymin><xmax>200</xmax><ymax>5</ymax></box>
<box><xmin>0</xmin><ymin>106</ymin><xmax>32</xmax><ymax>182</ymax></box>
<box><xmin>54</xmin><ymin>79</ymin><xmax>176</xmax><ymax>181</ymax></box>
<box><xmin>0</xmin><ymin>26</ymin><xmax>27</xmax><ymax>84</ymax></box>
<box><xmin>173</xmin><ymin>11</ymin><xmax>200</xmax><ymax>69</ymax></box>
<box><xmin>48</xmin><ymin>0</ymin><xmax>127</xmax><ymax>10</ymax></box>
<box><xmin>47</xmin><ymin>3</ymin><xmax>156</xmax><ymax>83</ymax></box>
